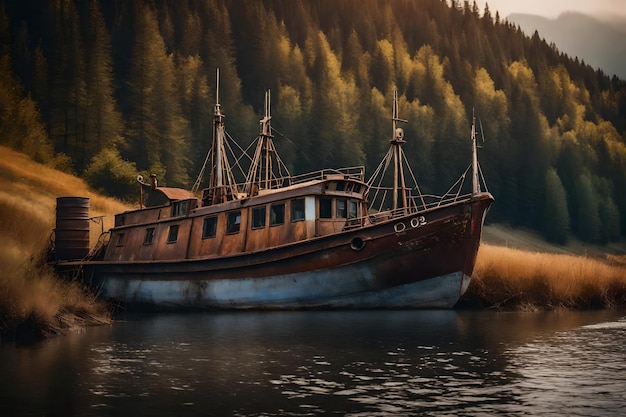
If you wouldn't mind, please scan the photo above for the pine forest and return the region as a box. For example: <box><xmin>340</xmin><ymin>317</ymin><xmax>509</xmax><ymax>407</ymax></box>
<box><xmin>1</xmin><ymin>0</ymin><xmax>626</xmax><ymax>245</ymax></box>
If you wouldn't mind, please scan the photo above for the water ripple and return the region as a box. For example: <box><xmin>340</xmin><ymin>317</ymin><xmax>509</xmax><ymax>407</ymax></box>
<box><xmin>2</xmin><ymin>310</ymin><xmax>624</xmax><ymax>416</ymax></box>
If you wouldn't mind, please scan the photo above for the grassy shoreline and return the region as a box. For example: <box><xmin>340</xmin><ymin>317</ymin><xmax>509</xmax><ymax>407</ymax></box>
<box><xmin>1</xmin><ymin>146</ymin><xmax>626</xmax><ymax>343</ymax></box>
<box><xmin>0</xmin><ymin>146</ymin><xmax>126</xmax><ymax>343</ymax></box>
<box><xmin>462</xmin><ymin>243</ymin><xmax>626</xmax><ymax>311</ymax></box>
<box><xmin>0</xmin><ymin>243</ymin><xmax>112</xmax><ymax>344</ymax></box>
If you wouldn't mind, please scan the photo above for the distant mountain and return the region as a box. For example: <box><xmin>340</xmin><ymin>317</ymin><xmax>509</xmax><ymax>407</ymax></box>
<box><xmin>509</xmin><ymin>12</ymin><xmax>626</xmax><ymax>79</ymax></box>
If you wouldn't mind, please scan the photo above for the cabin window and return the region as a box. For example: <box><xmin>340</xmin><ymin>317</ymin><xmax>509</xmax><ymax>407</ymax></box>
<box><xmin>270</xmin><ymin>203</ymin><xmax>285</xmax><ymax>226</ymax></box>
<box><xmin>349</xmin><ymin>201</ymin><xmax>358</xmax><ymax>219</ymax></box>
<box><xmin>172</xmin><ymin>200</ymin><xmax>189</xmax><ymax>217</ymax></box>
<box><xmin>291</xmin><ymin>198</ymin><xmax>305</xmax><ymax>222</ymax></box>
<box><xmin>227</xmin><ymin>211</ymin><xmax>241</xmax><ymax>234</ymax></box>
<box><xmin>319</xmin><ymin>198</ymin><xmax>332</xmax><ymax>219</ymax></box>
<box><xmin>336</xmin><ymin>181</ymin><xmax>346</xmax><ymax>191</ymax></box>
<box><xmin>116</xmin><ymin>233</ymin><xmax>125</xmax><ymax>246</ymax></box>
<box><xmin>336</xmin><ymin>199</ymin><xmax>347</xmax><ymax>218</ymax></box>
<box><xmin>202</xmin><ymin>216</ymin><xmax>217</xmax><ymax>239</ymax></box>
<box><xmin>144</xmin><ymin>228</ymin><xmax>155</xmax><ymax>245</ymax></box>
<box><xmin>252</xmin><ymin>207</ymin><xmax>266</xmax><ymax>229</ymax></box>
<box><xmin>115</xmin><ymin>215</ymin><xmax>125</xmax><ymax>226</ymax></box>
<box><xmin>167</xmin><ymin>225</ymin><xmax>179</xmax><ymax>243</ymax></box>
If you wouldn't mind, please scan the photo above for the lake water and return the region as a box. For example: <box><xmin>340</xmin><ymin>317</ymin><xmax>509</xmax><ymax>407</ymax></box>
<box><xmin>1</xmin><ymin>309</ymin><xmax>625</xmax><ymax>416</ymax></box>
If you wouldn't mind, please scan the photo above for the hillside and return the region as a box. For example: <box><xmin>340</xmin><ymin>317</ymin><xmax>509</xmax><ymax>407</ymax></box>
<box><xmin>483</xmin><ymin>224</ymin><xmax>626</xmax><ymax>257</ymax></box>
<box><xmin>0</xmin><ymin>145</ymin><xmax>128</xmax><ymax>342</ymax></box>
<box><xmin>509</xmin><ymin>12</ymin><xmax>626</xmax><ymax>79</ymax></box>
<box><xmin>1</xmin><ymin>0</ymin><xmax>626</xmax><ymax>247</ymax></box>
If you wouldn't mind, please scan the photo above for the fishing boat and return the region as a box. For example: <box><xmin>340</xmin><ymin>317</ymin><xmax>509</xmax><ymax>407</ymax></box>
<box><xmin>51</xmin><ymin>77</ymin><xmax>494</xmax><ymax>309</ymax></box>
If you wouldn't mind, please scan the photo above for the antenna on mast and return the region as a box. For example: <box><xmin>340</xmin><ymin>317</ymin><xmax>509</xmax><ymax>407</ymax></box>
<box><xmin>215</xmin><ymin>68</ymin><xmax>220</xmax><ymax>110</ymax></box>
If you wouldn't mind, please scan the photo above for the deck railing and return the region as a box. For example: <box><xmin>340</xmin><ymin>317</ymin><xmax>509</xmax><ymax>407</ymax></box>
<box><xmin>364</xmin><ymin>191</ymin><xmax>473</xmax><ymax>223</ymax></box>
<box><xmin>291</xmin><ymin>166</ymin><xmax>365</xmax><ymax>184</ymax></box>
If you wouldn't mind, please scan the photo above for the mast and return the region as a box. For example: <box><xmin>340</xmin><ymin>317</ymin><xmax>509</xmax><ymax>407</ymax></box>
<box><xmin>203</xmin><ymin>68</ymin><xmax>239</xmax><ymax>205</ymax></box>
<box><xmin>261</xmin><ymin>90</ymin><xmax>272</xmax><ymax>190</ymax></box>
<box><xmin>214</xmin><ymin>69</ymin><xmax>223</xmax><ymax>188</ymax></box>
<box><xmin>391</xmin><ymin>90</ymin><xmax>408</xmax><ymax>212</ymax></box>
<box><xmin>244</xmin><ymin>90</ymin><xmax>291</xmax><ymax>195</ymax></box>
<box><xmin>471</xmin><ymin>109</ymin><xmax>480</xmax><ymax>196</ymax></box>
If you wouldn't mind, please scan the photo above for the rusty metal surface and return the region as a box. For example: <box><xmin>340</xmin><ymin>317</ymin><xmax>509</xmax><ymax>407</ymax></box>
<box><xmin>61</xmin><ymin>192</ymin><xmax>492</xmax><ymax>303</ymax></box>
<box><xmin>154</xmin><ymin>187</ymin><xmax>198</xmax><ymax>201</ymax></box>
<box><xmin>75</xmin><ymin>194</ymin><xmax>493</xmax><ymax>309</ymax></box>
<box><xmin>51</xmin><ymin>80</ymin><xmax>496</xmax><ymax>309</ymax></box>
<box><xmin>56</xmin><ymin>188</ymin><xmax>493</xmax><ymax>309</ymax></box>
<box><xmin>55</xmin><ymin>197</ymin><xmax>90</xmax><ymax>260</ymax></box>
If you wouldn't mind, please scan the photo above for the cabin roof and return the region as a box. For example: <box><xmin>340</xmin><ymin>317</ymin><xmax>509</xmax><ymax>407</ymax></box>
<box><xmin>155</xmin><ymin>187</ymin><xmax>198</xmax><ymax>202</ymax></box>
<box><xmin>256</xmin><ymin>179</ymin><xmax>324</xmax><ymax>196</ymax></box>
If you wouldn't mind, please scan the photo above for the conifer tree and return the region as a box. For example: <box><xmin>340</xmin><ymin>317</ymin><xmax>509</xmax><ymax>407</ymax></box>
<box><xmin>416</xmin><ymin>45</ymin><xmax>467</xmax><ymax>187</ymax></box>
<box><xmin>125</xmin><ymin>1</ymin><xmax>188</xmax><ymax>186</ymax></box>
<box><xmin>506</xmin><ymin>61</ymin><xmax>552</xmax><ymax>227</ymax></box>
<box><xmin>304</xmin><ymin>31</ymin><xmax>363</xmax><ymax>170</ymax></box>
<box><xmin>0</xmin><ymin>2</ymin><xmax>53</xmax><ymax>164</ymax></box>
<box><xmin>176</xmin><ymin>54</ymin><xmax>211</xmax><ymax>175</ymax></box>
<box><xmin>32</xmin><ymin>43</ymin><xmax>48</xmax><ymax>124</ymax></box>
<box><xmin>542</xmin><ymin>168</ymin><xmax>570</xmax><ymax>244</ymax></box>
<box><xmin>47</xmin><ymin>0</ymin><xmax>87</xmax><ymax>169</ymax></box>
<box><xmin>81</xmin><ymin>0</ymin><xmax>123</xmax><ymax>161</ymax></box>
<box><xmin>201</xmin><ymin>0</ymin><xmax>256</xmax><ymax>144</ymax></box>
<box><xmin>574</xmin><ymin>173</ymin><xmax>601</xmax><ymax>242</ymax></box>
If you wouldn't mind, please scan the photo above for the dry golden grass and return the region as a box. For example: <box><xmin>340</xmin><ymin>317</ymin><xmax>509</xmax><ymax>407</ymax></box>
<box><xmin>0</xmin><ymin>145</ymin><xmax>128</xmax><ymax>236</ymax></box>
<box><xmin>469</xmin><ymin>244</ymin><xmax>626</xmax><ymax>310</ymax></box>
<box><xmin>0</xmin><ymin>146</ymin><xmax>130</xmax><ymax>342</ymax></box>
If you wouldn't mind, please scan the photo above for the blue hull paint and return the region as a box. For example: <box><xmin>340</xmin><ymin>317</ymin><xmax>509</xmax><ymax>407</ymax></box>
<box><xmin>98</xmin><ymin>267</ymin><xmax>468</xmax><ymax>309</ymax></box>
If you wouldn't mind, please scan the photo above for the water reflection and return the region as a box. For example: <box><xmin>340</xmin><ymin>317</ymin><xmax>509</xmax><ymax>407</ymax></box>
<box><xmin>0</xmin><ymin>310</ymin><xmax>624</xmax><ymax>416</ymax></box>
<box><xmin>504</xmin><ymin>316</ymin><xmax>626</xmax><ymax>417</ymax></box>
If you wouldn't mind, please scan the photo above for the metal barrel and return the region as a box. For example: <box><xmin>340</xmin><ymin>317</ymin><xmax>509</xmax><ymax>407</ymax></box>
<box><xmin>55</xmin><ymin>197</ymin><xmax>90</xmax><ymax>260</ymax></box>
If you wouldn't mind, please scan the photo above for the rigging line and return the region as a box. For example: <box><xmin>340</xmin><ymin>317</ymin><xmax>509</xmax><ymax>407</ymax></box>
<box><xmin>367</xmin><ymin>146</ymin><xmax>394</xmax><ymax>186</ymax></box>
<box><xmin>225</xmin><ymin>130</ymin><xmax>255</xmax><ymax>165</ymax></box>
<box><xmin>239</xmin><ymin>136</ymin><xmax>261</xmax><ymax>173</ymax></box>
<box><xmin>378</xmin><ymin>189</ymin><xmax>389</xmax><ymax>212</ymax></box>
<box><xmin>399</xmin><ymin>147</ymin><xmax>427</xmax><ymax>209</ymax></box>
<box><xmin>192</xmin><ymin>147</ymin><xmax>213</xmax><ymax>193</ymax></box>
<box><xmin>438</xmin><ymin>164</ymin><xmax>470</xmax><ymax>206</ymax></box>
<box><xmin>478</xmin><ymin>163</ymin><xmax>489</xmax><ymax>193</ymax></box>
<box><xmin>223</xmin><ymin>136</ymin><xmax>247</xmax><ymax>185</ymax></box>
<box><xmin>227</xmin><ymin>134</ymin><xmax>256</xmax><ymax>179</ymax></box>
<box><xmin>244</xmin><ymin>138</ymin><xmax>264</xmax><ymax>187</ymax></box>
<box><xmin>378</xmin><ymin>150</ymin><xmax>395</xmax><ymax>189</ymax></box>
<box><xmin>252</xmin><ymin>132</ymin><xmax>292</xmax><ymax>181</ymax></box>
<box><xmin>368</xmin><ymin>147</ymin><xmax>393</xmax><ymax>191</ymax></box>
<box><xmin>265</xmin><ymin>127</ymin><xmax>294</xmax><ymax>184</ymax></box>
<box><xmin>368</xmin><ymin>148</ymin><xmax>395</xmax><ymax>210</ymax></box>
<box><xmin>270</xmin><ymin>143</ymin><xmax>292</xmax><ymax>178</ymax></box>
<box><xmin>271</xmin><ymin>126</ymin><xmax>296</xmax><ymax>146</ymax></box>
<box><xmin>478</xmin><ymin>117</ymin><xmax>486</xmax><ymax>145</ymax></box>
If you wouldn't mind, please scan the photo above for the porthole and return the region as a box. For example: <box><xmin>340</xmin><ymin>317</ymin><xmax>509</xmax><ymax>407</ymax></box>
<box><xmin>350</xmin><ymin>236</ymin><xmax>366</xmax><ymax>251</ymax></box>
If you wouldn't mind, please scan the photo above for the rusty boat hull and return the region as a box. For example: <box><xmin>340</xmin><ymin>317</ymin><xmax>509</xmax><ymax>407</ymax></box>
<box><xmin>64</xmin><ymin>193</ymin><xmax>493</xmax><ymax>309</ymax></box>
<box><xmin>52</xmin><ymin>86</ymin><xmax>495</xmax><ymax>310</ymax></box>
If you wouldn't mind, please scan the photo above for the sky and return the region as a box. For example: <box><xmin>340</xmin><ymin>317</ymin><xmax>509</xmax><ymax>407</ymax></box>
<box><xmin>477</xmin><ymin>0</ymin><xmax>626</xmax><ymax>19</ymax></box>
